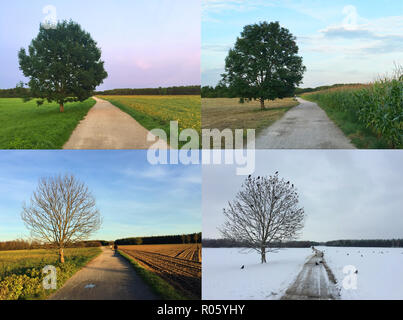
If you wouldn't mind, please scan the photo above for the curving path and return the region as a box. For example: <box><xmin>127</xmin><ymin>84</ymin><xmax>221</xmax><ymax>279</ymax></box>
<box><xmin>63</xmin><ymin>97</ymin><xmax>169</xmax><ymax>149</ymax></box>
<box><xmin>49</xmin><ymin>247</ymin><xmax>158</xmax><ymax>300</ymax></box>
<box><xmin>255</xmin><ymin>97</ymin><xmax>355</xmax><ymax>149</ymax></box>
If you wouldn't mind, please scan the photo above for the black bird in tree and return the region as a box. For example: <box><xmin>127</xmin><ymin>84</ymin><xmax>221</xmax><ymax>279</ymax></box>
<box><xmin>220</xmin><ymin>173</ymin><xmax>305</xmax><ymax>263</ymax></box>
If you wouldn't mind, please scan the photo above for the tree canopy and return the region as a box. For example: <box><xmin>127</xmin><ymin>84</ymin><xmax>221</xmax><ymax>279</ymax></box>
<box><xmin>18</xmin><ymin>20</ymin><xmax>108</xmax><ymax>112</ymax></box>
<box><xmin>221</xmin><ymin>21</ymin><xmax>306</xmax><ymax>109</ymax></box>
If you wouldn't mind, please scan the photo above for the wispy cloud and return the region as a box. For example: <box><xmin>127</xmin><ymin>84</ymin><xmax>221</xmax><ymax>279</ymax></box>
<box><xmin>202</xmin><ymin>0</ymin><xmax>276</xmax><ymax>21</ymax></box>
<box><xmin>202</xmin><ymin>43</ymin><xmax>232</xmax><ymax>53</ymax></box>
<box><xmin>203</xmin><ymin>1</ymin><xmax>403</xmax><ymax>87</ymax></box>
<box><xmin>120</xmin><ymin>166</ymin><xmax>201</xmax><ymax>185</ymax></box>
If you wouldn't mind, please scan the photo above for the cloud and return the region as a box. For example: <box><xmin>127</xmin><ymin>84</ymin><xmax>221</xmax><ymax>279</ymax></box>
<box><xmin>202</xmin><ymin>43</ymin><xmax>232</xmax><ymax>53</ymax></box>
<box><xmin>202</xmin><ymin>0</ymin><xmax>276</xmax><ymax>21</ymax></box>
<box><xmin>202</xmin><ymin>151</ymin><xmax>403</xmax><ymax>241</ymax></box>
<box><xmin>120</xmin><ymin>166</ymin><xmax>201</xmax><ymax>185</ymax></box>
<box><xmin>315</xmin><ymin>5</ymin><xmax>403</xmax><ymax>55</ymax></box>
<box><xmin>202</xmin><ymin>2</ymin><xmax>403</xmax><ymax>87</ymax></box>
<box><xmin>321</xmin><ymin>26</ymin><xmax>375</xmax><ymax>39</ymax></box>
<box><xmin>135</xmin><ymin>60</ymin><xmax>152</xmax><ymax>70</ymax></box>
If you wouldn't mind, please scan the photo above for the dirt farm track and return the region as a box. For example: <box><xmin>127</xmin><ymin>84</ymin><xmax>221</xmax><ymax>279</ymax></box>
<box><xmin>120</xmin><ymin>244</ymin><xmax>201</xmax><ymax>299</ymax></box>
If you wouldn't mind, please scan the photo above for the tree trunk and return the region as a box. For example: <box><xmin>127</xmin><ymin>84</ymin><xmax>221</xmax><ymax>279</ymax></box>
<box><xmin>59</xmin><ymin>247</ymin><xmax>65</xmax><ymax>263</ymax></box>
<box><xmin>59</xmin><ymin>104</ymin><xmax>64</xmax><ymax>113</ymax></box>
<box><xmin>261</xmin><ymin>248</ymin><xmax>267</xmax><ymax>263</ymax></box>
<box><xmin>260</xmin><ymin>98</ymin><xmax>265</xmax><ymax>110</ymax></box>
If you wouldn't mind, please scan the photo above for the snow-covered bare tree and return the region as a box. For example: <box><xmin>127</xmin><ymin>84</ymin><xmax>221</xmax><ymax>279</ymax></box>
<box><xmin>21</xmin><ymin>174</ymin><xmax>102</xmax><ymax>263</ymax></box>
<box><xmin>220</xmin><ymin>172</ymin><xmax>305</xmax><ymax>263</ymax></box>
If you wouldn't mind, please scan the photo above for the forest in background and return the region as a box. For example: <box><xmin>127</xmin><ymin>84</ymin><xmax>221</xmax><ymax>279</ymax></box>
<box><xmin>203</xmin><ymin>238</ymin><xmax>403</xmax><ymax>248</ymax></box>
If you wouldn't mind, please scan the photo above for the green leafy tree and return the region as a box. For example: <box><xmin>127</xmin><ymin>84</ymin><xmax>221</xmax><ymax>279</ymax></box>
<box><xmin>222</xmin><ymin>21</ymin><xmax>306</xmax><ymax>109</ymax></box>
<box><xmin>18</xmin><ymin>20</ymin><xmax>108</xmax><ymax>112</ymax></box>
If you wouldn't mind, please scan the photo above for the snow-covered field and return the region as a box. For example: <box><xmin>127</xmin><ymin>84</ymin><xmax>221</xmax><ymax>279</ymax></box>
<box><xmin>203</xmin><ymin>247</ymin><xmax>403</xmax><ymax>300</ymax></box>
<box><xmin>319</xmin><ymin>246</ymin><xmax>403</xmax><ymax>300</ymax></box>
<box><xmin>202</xmin><ymin>248</ymin><xmax>311</xmax><ymax>300</ymax></box>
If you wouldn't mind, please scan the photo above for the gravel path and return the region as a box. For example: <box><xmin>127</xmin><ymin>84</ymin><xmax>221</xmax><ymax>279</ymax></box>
<box><xmin>255</xmin><ymin>97</ymin><xmax>355</xmax><ymax>149</ymax></box>
<box><xmin>49</xmin><ymin>247</ymin><xmax>158</xmax><ymax>300</ymax></box>
<box><xmin>63</xmin><ymin>97</ymin><xmax>169</xmax><ymax>149</ymax></box>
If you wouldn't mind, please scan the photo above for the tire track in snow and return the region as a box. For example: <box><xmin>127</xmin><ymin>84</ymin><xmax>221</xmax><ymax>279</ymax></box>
<box><xmin>281</xmin><ymin>252</ymin><xmax>340</xmax><ymax>300</ymax></box>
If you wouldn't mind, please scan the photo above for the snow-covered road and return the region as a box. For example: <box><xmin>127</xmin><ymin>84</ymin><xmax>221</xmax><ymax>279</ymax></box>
<box><xmin>281</xmin><ymin>254</ymin><xmax>339</xmax><ymax>300</ymax></box>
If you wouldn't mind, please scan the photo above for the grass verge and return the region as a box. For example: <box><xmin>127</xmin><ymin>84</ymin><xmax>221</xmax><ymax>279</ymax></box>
<box><xmin>0</xmin><ymin>247</ymin><xmax>102</xmax><ymax>300</ymax></box>
<box><xmin>0</xmin><ymin>98</ymin><xmax>96</xmax><ymax>149</ymax></box>
<box><xmin>302</xmin><ymin>94</ymin><xmax>391</xmax><ymax>149</ymax></box>
<box><xmin>118</xmin><ymin>250</ymin><xmax>188</xmax><ymax>300</ymax></box>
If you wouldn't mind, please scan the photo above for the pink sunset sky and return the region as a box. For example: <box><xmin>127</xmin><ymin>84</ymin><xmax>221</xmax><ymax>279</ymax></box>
<box><xmin>0</xmin><ymin>0</ymin><xmax>200</xmax><ymax>90</ymax></box>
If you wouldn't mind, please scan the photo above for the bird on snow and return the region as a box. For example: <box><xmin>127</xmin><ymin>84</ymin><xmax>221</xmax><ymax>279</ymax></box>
<box><xmin>355</xmin><ymin>270</ymin><xmax>358</xmax><ymax>274</ymax></box>
<box><xmin>248</xmin><ymin>175</ymin><xmax>251</xmax><ymax>178</ymax></box>
<box><xmin>241</xmin><ymin>265</ymin><xmax>245</xmax><ymax>270</ymax></box>
<box><xmin>275</xmin><ymin>171</ymin><xmax>278</xmax><ymax>174</ymax></box>
<box><xmin>315</xmin><ymin>262</ymin><xmax>319</xmax><ymax>266</ymax></box>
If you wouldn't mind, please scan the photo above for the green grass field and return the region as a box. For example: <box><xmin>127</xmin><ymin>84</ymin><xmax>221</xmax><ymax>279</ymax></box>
<box><xmin>0</xmin><ymin>247</ymin><xmax>101</xmax><ymax>300</ymax></box>
<box><xmin>99</xmin><ymin>95</ymin><xmax>201</xmax><ymax>147</ymax></box>
<box><xmin>0</xmin><ymin>98</ymin><xmax>96</xmax><ymax>149</ymax></box>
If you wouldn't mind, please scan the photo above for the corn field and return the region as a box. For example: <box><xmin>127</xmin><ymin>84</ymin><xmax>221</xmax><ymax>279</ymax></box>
<box><xmin>304</xmin><ymin>72</ymin><xmax>403</xmax><ymax>148</ymax></box>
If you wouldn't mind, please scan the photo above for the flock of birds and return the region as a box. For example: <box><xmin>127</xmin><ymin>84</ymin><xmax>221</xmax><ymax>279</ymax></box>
<box><xmin>247</xmin><ymin>172</ymin><xmax>294</xmax><ymax>188</ymax></box>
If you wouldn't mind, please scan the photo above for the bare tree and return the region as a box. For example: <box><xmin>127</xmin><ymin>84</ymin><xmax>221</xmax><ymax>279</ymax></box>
<box><xmin>21</xmin><ymin>174</ymin><xmax>102</xmax><ymax>263</ymax></box>
<box><xmin>220</xmin><ymin>172</ymin><xmax>305</xmax><ymax>263</ymax></box>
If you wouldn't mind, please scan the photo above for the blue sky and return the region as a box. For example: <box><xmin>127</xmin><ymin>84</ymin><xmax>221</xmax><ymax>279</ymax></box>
<box><xmin>0</xmin><ymin>151</ymin><xmax>201</xmax><ymax>241</ymax></box>
<box><xmin>202</xmin><ymin>0</ymin><xmax>403</xmax><ymax>87</ymax></box>
<box><xmin>0</xmin><ymin>0</ymin><xmax>200</xmax><ymax>90</ymax></box>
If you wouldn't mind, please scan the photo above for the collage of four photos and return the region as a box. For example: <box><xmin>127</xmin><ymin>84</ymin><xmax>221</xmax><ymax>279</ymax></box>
<box><xmin>0</xmin><ymin>0</ymin><xmax>402</xmax><ymax>303</ymax></box>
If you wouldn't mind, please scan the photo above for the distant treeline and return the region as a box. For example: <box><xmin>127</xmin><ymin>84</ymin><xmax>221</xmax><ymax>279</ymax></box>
<box><xmin>115</xmin><ymin>232</ymin><xmax>202</xmax><ymax>245</ymax></box>
<box><xmin>96</xmin><ymin>85</ymin><xmax>200</xmax><ymax>96</ymax></box>
<box><xmin>201</xmin><ymin>83</ymin><xmax>363</xmax><ymax>98</ymax></box>
<box><xmin>203</xmin><ymin>238</ymin><xmax>403</xmax><ymax>248</ymax></box>
<box><xmin>201</xmin><ymin>85</ymin><xmax>235</xmax><ymax>98</ymax></box>
<box><xmin>294</xmin><ymin>83</ymin><xmax>362</xmax><ymax>95</ymax></box>
<box><xmin>325</xmin><ymin>239</ymin><xmax>403</xmax><ymax>248</ymax></box>
<box><xmin>0</xmin><ymin>239</ymin><xmax>109</xmax><ymax>251</ymax></box>
<box><xmin>0</xmin><ymin>85</ymin><xmax>201</xmax><ymax>98</ymax></box>
<box><xmin>202</xmin><ymin>238</ymin><xmax>320</xmax><ymax>248</ymax></box>
<box><xmin>0</xmin><ymin>87</ymin><xmax>30</xmax><ymax>98</ymax></box>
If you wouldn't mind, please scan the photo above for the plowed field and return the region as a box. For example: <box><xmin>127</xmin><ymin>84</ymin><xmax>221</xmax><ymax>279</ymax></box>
<box><xmin>120</xmin><ymin>244</ymin><xmax>201</xmax><ymax>299</ymax></box>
